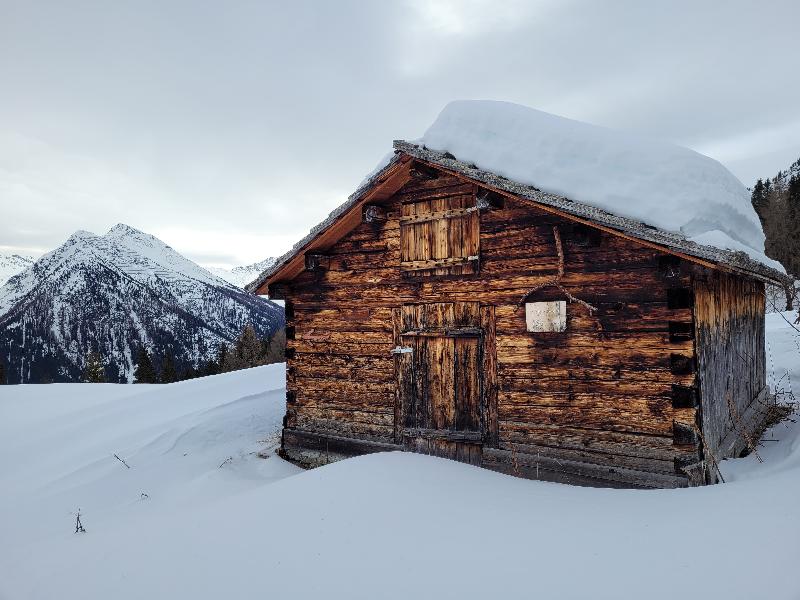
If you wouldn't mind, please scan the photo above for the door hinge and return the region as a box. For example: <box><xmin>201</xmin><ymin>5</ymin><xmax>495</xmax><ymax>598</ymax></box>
<box><xmin>390</xmin><ymin>346</ymin><xmax>413</xmax><ymax>355</ymax></box>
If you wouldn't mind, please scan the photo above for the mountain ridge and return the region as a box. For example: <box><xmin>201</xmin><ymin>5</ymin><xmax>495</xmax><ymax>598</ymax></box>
<box><xmin>0</xmin><ymin>252</ymin><xmax>34</xmax><ymax>287</ymax></box>
<box><xmin>0</xmin><ymin>224</ymin><xmax>283</xmax><ymax>383</ymax></box>
<box><xmin>208</xmin><ymin>257</ymin><xmax>279</xmax><ymax>289</ymax></box>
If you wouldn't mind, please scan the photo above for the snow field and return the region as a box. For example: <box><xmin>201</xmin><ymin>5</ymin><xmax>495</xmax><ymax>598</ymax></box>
<box><xmin>0</xmin><ymin>315</ymin><xmax>798</xmax><ymax>600</ymax></box>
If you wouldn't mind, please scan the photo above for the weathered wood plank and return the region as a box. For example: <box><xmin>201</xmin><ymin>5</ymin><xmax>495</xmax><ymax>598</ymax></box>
<box><xmin>480</xmin><ymin>305</ymin><xmax>499</xmax><ymax>447</ymax></box>
<box><xmin>399</xmin><ymin>204</ymin><xmax>477</xmax><ymax>225</ymax></box>
<box><xmin>481</xmin><ymin>447</ymin><xmax>687</xmax><ymax>489</ymax></box>
<box><xmin>693</xmin><ymin>268</ymin><xmax>767</xmax><ymax>459</ymax></box>
<box><xmin>287</xmin><ymin>339</ymin><xmax>391</xmax><ymax>357</ymax></box>
<box><xmin>497</xmin><ymin>421</ymin><xmax>695</xmax><ymax>462</ymax></box>
<box><xmin>497</xmin><ymin>439</ymin><xmax>677</xmax><ymax>475</ymax></box>
<box><xmin>498</xmin><ymin>402</ymin><xmax>673</xmax><ymax>436</ymax></box>
<box><xmin>289</xmin><ymin>353</ymin><xmax>393</xmax><ymax>380</ymax></box>
<box><xmin>282</xmin><ymin>428</ymin><xmax>402</xmax><ymax>467</ymax></box>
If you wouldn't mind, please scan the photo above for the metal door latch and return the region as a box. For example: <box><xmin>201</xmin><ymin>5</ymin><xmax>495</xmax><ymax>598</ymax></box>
<box><xmin>390</xmin><ymin>346</ymin><xmax>413</xmax><ymax>355</ymax></box>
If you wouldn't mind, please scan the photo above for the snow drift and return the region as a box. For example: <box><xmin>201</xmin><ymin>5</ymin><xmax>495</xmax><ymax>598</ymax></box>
<box><xmin>1</xmin><ymin>312</ymin><xmax>799</xmax><ymax>599</ymax></box>
<box><xmin>416</xmin><ymin>100</ymin><xmax>775</xmax><ymax>269</ymax></box>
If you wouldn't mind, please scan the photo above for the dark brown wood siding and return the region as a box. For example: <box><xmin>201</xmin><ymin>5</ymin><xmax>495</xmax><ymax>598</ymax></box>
<box><xmin>280</xmin><ymin>171</ymin><xmax>715</xmax><ymax>487</ymax></box>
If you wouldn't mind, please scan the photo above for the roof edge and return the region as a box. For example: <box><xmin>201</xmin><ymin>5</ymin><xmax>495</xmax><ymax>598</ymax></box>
<box><xmin>247</xmin><ymin>140</ymin><xmax>790</xmax><ymax>293</ymax></box>
<box><xmin>245</xmin><ymin>153</ymin><xmax>405</xmax><ymax>293</ymax></box>
<box><xmin>392</xmin><ymin>141</ymin><xmax>789</xmax><ymax>287</ymax></box>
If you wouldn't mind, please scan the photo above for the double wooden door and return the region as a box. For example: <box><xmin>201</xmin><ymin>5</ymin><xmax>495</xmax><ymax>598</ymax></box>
<box><xmin>392</xmin><ymin>302</ymin><xmax>486</xmax><ymax>465</ymax></box>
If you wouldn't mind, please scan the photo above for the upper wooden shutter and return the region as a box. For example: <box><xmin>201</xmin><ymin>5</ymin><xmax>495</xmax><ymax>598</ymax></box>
<box><xmin>399</xmin><ymin>192</ymin><xmax>480</xmax><ymax>276</ymax></box>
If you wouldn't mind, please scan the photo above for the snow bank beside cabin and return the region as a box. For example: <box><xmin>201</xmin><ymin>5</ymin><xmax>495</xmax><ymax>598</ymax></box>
<box><xmin>416</xmin><ymin>100</ymin><xmax>779</xmax><ymax>270</ymax></box>
<box><xmin>0</xmin><ymin>317</ymin><xmax>799</xmax><ymax>600</ymax></box>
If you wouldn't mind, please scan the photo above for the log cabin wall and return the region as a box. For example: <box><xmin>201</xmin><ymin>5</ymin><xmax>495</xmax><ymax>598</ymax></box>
<box><xmin>279</xmin><ymin>170</ymin><xmax>712</xmax><ymax>488</ymax></box>
<box><xmin>692</xmin><ymin>269</ymin><xmax>768</xmax><ymax>470</ymax></box>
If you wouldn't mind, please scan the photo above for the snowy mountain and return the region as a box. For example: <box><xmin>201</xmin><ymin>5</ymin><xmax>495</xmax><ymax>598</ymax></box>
<box><xmin>207</xmin><ymin>257</ymin><xmax>278</xmax><ymax>289</ymax></box>
<box><xmin>0</xmin><ymin>224</ymin><xmax>283</xmax><ymax>383</ymax></box>
<box><xmin>0</xmin><ymin>252</ymin><xmax>33</xmax><ymax>287</ymax></box>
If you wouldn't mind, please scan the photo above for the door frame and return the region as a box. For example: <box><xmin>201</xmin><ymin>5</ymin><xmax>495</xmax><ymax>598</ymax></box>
<box><xmin>391</xmin><ymin>303</ymin><xmax>498</xmax><ymax>449</ymax></box>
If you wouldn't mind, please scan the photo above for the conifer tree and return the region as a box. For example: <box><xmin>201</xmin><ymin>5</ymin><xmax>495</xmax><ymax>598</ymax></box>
<box><xmin>751</xmin><ymin>156</ymin><xmax>800</xmax><ymax>283</ymax></box>
<box><xmin>751</xmin><ymin>179</ymin><xmax>768</xmax><ymax>223</ymax></box>
<box><xmin>221</xmin><ymin>345</ymin><xmax>246</xmax><ymax>372</ymax></box>
<box><xmin>237</xmin><ymin>324</ymin><xmax>263</xmax><ymax>367</ymax></box>
<box><xmin>181</xmin><ymin>366</ymin><xmax>197</xmax><ymax>381</ymax></box>
<box><xmin>202</xmin><ymin>359</ymin><xmax>218</xmax><ymax>377</ymax></box>
<box><xmin>83</xmin><ymin>352</ymin><xmax>106</xmax><ymax>383</ymax></box>
<box><xmin>0</xmin><ymin>360</ymin><xmax>6</xmax><ymax>385</ymax></box>
<box><xmin>216</xmin><ymin>343</ymin><xmax>228</xmax><ymax>373</ymax></box>
<box><xmin>160</xmin><ymin>353</ymin><xmax>177</xmax><ymax>384</ymax></box>
<box><xmin>133</xmin><ymin>348</ymin><xmax>157</xmax><ymax>384</ymax></box>
<box><xmin>262</xmin><ymin>328</ymin><xmax>287</xmax><ymax>364</ymax></box>
<box><xmin>221</xmin><ymin>325</ymin><xmax>265</xmax><ymax>372</ymax></box>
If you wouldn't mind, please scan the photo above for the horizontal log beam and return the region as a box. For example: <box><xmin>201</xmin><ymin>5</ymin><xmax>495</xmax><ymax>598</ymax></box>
<box><xmin>282</xmin><ymin>428</ymin><xmax>402</xmax><ymax>468</ymax></box>
<box><xmin>401</xmin><ymin>255</ymin><xmax>479</xmax><ymax>272</ymax></box>
<box><xmin>304</xmin><ymin>252</ymin><xmax>330</xmax><ymax>272</ymax></box>
<box><xmin>399</xmin><ymin>206</ymin><xmax>477</xmax><ymax>225</ymax></box>
<box><xmin>481</xmin><ymin>447</ymin><xmax>687</xmax><ymax>489</ymax></box>
<box><xmin>363</xmin><ymin>204</ymin><xmax>387</xmax><ymax>223</ymax></box>
<box><xmin>400</xmin><ymin>326</ymin><xmax>483</xmax><ymax>338</ymax></box>
<box><xmin>403</xmin><ymin>428</ymin><xmax>482</xmax><ymax>442</ymax></box>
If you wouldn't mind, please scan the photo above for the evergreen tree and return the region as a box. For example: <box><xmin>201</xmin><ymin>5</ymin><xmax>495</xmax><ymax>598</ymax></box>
<box><xmin>216</xmin><ymin>343</ymin><xmax>229</xmax><ymax>373</ymax></box>
<box><xmin>221</xmin><ymin>346</ymin><xmax>246</xmax><ymax>372</ymax></box>
<box><xmin>180</xmin><ymin>366</ymin><xmax>197</xmax><ymax>381</ymax></box>
<box><xmin>750</xmin><ymin>178</ymin><xmax>768</xmax><ymax>223</ymax></box>
<box><xmin>133</xmin><ymin>348</ymin><xmax>157</xmax><ymax>384</ymax></box>
<box><xmin>160</xmin><ymin>353</ymin><xmax>177</xmax><ymax>384</ymax></box>
<box><xmin>237</xmin><ymin>324</ymin><xmax>263</xmax><ymax>367</ymax></box>
<box><xmin>0</xmin><ymin>360</ymin><xmax>6</xmax><ymax>385</ymax></box>
<box><xmin>221</xmin><ymin>325</ymin><xmax>265</xmax><ymax>372</ymax></box>
<box><xmin>202</xmin><ymin>359</ymin><xmax>218</xmax><ymax>377</ymax></box>
<box><xmin>751</xmin><ymin>156</ymin><xmax>800</xmax><ymax>284</ymax></box>
<box><xmin>82</xmin><ymin>352</ymin><xmax>106</xmax><ymax>383</ymax></box>
<box><xmin>262</xmin><ymin>327</ymin><xmax>287</xmax><ymax>364</ymax></box>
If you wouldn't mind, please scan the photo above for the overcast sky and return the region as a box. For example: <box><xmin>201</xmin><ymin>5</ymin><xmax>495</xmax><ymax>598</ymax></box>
<box><xmin>1</xmin><ymin>0</ymin><xmax>799</xmax><ymax>268</ymax></box>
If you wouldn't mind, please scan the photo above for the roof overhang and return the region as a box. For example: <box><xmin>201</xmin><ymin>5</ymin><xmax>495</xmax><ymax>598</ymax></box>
<box><xmin>247</xmin><ymin>142</ymin><xmax>790</xmax><ymax>294</ymax></box>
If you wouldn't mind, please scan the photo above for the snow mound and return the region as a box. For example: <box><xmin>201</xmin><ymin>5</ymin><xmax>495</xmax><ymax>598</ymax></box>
<box><xmin>419</xmin><ymin>100</ymin><xmax>772</xmax><ymax>268</ymax></box>
<box><xmin>1</xmin><ymin>317</ymin><xmax>799</xmax><ymax>600</ymax></box>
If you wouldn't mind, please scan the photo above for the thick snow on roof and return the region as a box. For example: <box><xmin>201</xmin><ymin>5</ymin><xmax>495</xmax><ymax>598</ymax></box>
<box><xmin>420</xmin><ymin>101</ymin><xmax>778</xmax><ymax>271</ymax></box>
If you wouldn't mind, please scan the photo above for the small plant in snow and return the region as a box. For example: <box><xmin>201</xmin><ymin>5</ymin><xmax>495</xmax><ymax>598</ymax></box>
<box><xmin>74</xmin><ymin>509</ymin><xmax>86</xmax><ymax>534</ymax></box>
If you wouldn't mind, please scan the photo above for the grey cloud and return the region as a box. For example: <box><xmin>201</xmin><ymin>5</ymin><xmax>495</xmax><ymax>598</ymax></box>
<box><xmin>1</xmin><ymin>0</ymin><xmax>798</xmax><ymax>266</ymax></box>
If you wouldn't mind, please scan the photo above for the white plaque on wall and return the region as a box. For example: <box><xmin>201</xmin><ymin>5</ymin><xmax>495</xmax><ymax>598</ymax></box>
<box><xmin>525</xmin><ymin>301</ymin><xmax>567</xmax><ymax>332</ymax></box>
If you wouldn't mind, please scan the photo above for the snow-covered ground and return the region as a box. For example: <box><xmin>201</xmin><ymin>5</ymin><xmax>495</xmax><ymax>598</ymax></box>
<box><xmin>1</xmin><ymin>316</ymin><xmax>799</xmax><ymax>600</ymax></box>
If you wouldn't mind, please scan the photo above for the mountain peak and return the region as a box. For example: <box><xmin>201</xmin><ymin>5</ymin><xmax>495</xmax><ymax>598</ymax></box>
<box><xmin>0</xmin><ymin>225</ymin><xmax>284</xmax><ymax>383</ymax></box>
<box><xmin>105</xmin><ymin>223</ymin><xmax>148</xmax><ymax>238</ymax></box>
<box><xmin>67</xmin><ymin>229</ymin><xmax>98</xmax><ymax>242</ymax></box>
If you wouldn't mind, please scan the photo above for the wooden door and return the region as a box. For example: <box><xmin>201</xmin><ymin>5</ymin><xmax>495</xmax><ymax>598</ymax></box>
<box><xmin>392</xmin><ymin>302</ymin><xmax>484</xmax><ymax>465</ymax></box>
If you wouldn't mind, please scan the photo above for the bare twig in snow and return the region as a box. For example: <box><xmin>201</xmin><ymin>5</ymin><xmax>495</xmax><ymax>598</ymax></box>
<box><xmin>74</xmin><ymin>508</ymin><xmax>86</xmax><ymax>533</ymax></box>
<box><xmin>113</xmin><ymin>453</ymin><xmax>130</xmax><ymax>468</ymax></box>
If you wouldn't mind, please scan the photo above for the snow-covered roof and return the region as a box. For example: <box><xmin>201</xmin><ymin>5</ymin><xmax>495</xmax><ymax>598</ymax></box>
<box><xmin>248</xmin><ymin>101</ymin><xmax>788</xmax><ymax>292</ymax></box>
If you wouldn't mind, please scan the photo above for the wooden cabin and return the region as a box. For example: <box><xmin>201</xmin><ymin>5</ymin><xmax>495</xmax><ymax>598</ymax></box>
<box><xmin>249</xmin><ymin>141</ymin><xmax>787</xmax><ymax>488</ymax></box>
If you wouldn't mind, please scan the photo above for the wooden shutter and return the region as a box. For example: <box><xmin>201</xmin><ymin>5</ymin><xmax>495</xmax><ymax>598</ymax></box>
<box><xmin>399</xmin><ymin>194</ymin><xmax>480</xmax><ymax>276</ymax></box>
